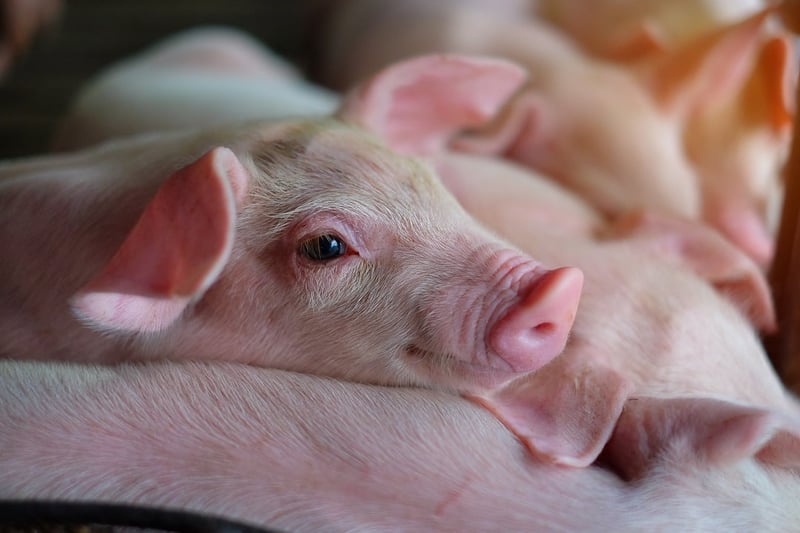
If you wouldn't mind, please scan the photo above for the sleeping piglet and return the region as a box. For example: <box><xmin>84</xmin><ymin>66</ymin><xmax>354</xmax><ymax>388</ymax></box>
<box><xmin>0</xmin><ymin>55</ymin><xmax>582</xmax><ymax>399</ymax></box>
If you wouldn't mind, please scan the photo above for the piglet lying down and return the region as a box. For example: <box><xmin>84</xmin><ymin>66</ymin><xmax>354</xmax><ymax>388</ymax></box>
<box><xmin>0</xmin><ymin>56</ymin><xmax>586</xmax><ymax>463</ymax></box>
<box><xmin>2</xmin><ymin>359</ymin><xmax>800</xmax><ymax>532</ymax></box>
<box><xmin>6</xmin><ymin>28</ymin><xmax>797</xmax><ymax>470</ymax></box>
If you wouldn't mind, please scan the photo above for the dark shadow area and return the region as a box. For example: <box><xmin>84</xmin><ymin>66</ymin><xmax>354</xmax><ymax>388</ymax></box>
<box><xmin>0</xmin><ymin>0</ymin><xmax>313</xmax><ymax>159</ymax></box>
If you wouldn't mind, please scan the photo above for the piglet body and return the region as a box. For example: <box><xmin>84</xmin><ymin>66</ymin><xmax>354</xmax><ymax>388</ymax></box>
<box><xmin>441</xmin><ymin>149</ymin><xmax>794</xmax><ymax>465</ymax></box>
<box><xmin>0</xmin><ymin>113</ymin><xmax>581</xmax><ymax>394</ymax></box>
<box><xmin>48</xmin><ymin>32</ymin><xmax>793</xmax><ymax>467</ymax></box>
<box><xmin>53</xmin><ymin>27</ymin><xmax>340</xmax><ymax>151</ymax></box>
<box><xmin>318</xmin><ymin>0</ymin><xmax>796</xmax><ymax>266</ymax></box>
<box><xmin>319</xmin><ymin>0</ymin><xmax>703</xmax><ymax>220</ymax></box>
<box><xmin>2</xmin><ymin>359</ymin><xmax>800</xmax><ymax>532</ymax></box>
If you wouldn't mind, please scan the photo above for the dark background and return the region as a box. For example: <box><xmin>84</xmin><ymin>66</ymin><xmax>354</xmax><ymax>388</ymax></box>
<box><xmin>0</xmin><ymin>1</ymin><xmax>315</xmax><ymax>159</ymax></box>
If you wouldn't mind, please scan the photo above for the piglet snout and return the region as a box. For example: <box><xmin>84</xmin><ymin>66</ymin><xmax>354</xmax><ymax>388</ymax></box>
<box><xmin>488</xmin><ymin>266</ymin><xmax>583</xmax><ymax>372</ymax></box>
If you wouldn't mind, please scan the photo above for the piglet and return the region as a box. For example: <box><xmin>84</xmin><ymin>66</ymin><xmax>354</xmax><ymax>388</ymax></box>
<box><xmin>0</xmin><ymin>55</ymin><xmax>582</xmax><ymax>404</ymax></box>
<box><xmin>53</xmin><ymin>27</ymin><xmax>340</xmax><ymax>151</ymax></box>
<box><xmin>632</xmin><ymin>9</ymin><xmax>795</xmax><ymax>266</ymax></box>
<box><xmin>318</xmin><ymin>0</ymin><xmax>703</xmax><ymax>220</ymax></box>
<box><xmin>317</xmin><ymin>0</ymin><xmax>795</xmax><ymax>266</ymax></box>
<box><xmin>341</xmin><ymin>53</ymin><xmax>790</xmax><ymax>467</ymax></box>
<box><xmin>534</xmin><ymin>0</ymin><xmax>770</xmax><ymax>60</ymax></box>
<box><xmin>53</xmin><ymin>36</ymin><xmax>786</xmax><ymax>467</ymax></box>
<box><xmin>2</xmin><ymin>359</ymin><xmax>800</xmax><ymax>532</ymax></box>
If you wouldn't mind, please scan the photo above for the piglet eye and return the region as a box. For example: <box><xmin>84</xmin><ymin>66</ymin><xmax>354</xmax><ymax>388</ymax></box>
<box><xmin>299</xmin><ymin>234</ymin><xmax>348</xmax><ymax>261</ymax></box>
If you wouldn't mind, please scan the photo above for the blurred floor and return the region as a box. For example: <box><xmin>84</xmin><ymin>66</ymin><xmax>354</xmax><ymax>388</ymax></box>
<box><xmin>0</xmin><ymin>0</ymin><xmax>313</xmax><ymax>159</ymax></box>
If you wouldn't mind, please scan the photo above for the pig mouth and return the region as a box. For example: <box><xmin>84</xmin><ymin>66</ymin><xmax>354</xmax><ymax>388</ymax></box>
<box><xmin>405</xmin><ymin>344</ymin><xmax>528</xmax><ymax>390</ymax></box>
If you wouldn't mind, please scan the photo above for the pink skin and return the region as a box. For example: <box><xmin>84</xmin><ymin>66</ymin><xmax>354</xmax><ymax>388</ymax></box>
<box><xmin>316</xmin><ymin>1</ymin><xmax>795</xmax><ymax>267</ymax></box>
<box><xmin>2</xmin><ymin>360</ymin><xmax>800</xmax><ymax>531</ymax></box>
<box><xmin>48</xmin><ymin>31</ymin><xmax>782</xmax><ymax>465</ymax></box>
<box><xmin>4</xmin><ymin>29</ymin><xmax>800</xmax><ymax>525</ymax></box>
<box><xmin>632</xmin><ymin>11</ymin><xmax>795</xmax><ymax>267</ymax></box>
<box><xmin>434</xmin><ymin>149</ymin><xmax>788</xmax><ymax>466</ymax></box>
<box><xmin>533</xmin><ymin>0</ymin><xmax>769</xmax><ymax>60</ymax></box>
<box><xmin>53</xmin><ymin>28</ymin><xmax>339</xmax><ymax>151</ymax></box>
<box><xmin>338</xmin><ymin>53</ymin><xmax>787</xmax><ymax>466</ymax></box>
<box><xmin>0</xmin><ymin>117</ymin><xmax>581</xmax><ymax>396</ymax></box>
<box><xmin>318</xmin><ymin>0</ymin><xmax>702</xmax><ymax>220</ymax></box>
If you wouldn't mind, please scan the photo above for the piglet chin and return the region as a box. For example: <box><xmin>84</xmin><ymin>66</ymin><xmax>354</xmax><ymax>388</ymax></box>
<box><xmin>404</xmin><ymin>345</ymin><xmax>531</xmax><ymax>391</ymax></box>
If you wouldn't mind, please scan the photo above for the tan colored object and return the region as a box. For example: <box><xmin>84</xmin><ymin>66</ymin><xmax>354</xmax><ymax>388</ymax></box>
<box><xmin>767</xmin><ymin>74</ymin><xmax>800</xmax><ymax>392</ymax></box>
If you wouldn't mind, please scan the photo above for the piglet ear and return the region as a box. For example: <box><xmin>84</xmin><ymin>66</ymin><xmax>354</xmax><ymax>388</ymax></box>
<box><xmin>636</xmin><ymin>8</ymin><xmax>772</xmax><ymax>117</ymax></box>
<box><xmin>449</xmin><ymin>91</ymin><xmax>555</xmax><ymax>165</ymax></box>
<box><xmin>468</xmin><ymin>360</ymin><xmax>633</xmax><ymax>467</ymax></box>
<box><xmin>602</xmin><ymin>396</ymin><xmax>800</xmax><ymax>481</ymax></box>
<box><xmin>604</xmin><ymin>210</ymin><xmax>776</xmax><ymax>332</ymax></box>
<box><xmin>605</xmin><ymin>20</ymin><xmax>668</xmax><ymax>62</ymax></box>
<box><xmin>71</xmin><ymin>147</ymin><xmax>249</xmax><ymax>332</ymax></box>
<box><xmin>336</xmin><ymin>54</ymin><xmax>527</xmax><ymax>156</ymax></box>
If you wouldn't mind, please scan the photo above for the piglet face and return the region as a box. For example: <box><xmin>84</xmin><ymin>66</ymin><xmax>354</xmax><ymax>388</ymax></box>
<box><xmin>216</xmin><ymin>122</ymin><xmax>582</xmax><ymax>391</ymax></box>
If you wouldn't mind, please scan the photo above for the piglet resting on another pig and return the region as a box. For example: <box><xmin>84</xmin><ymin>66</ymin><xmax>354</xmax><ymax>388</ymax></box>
<box><xmin>0</xmin><ymin>90</ymin><xmax>581</xmax><ymax>407</ymax></box>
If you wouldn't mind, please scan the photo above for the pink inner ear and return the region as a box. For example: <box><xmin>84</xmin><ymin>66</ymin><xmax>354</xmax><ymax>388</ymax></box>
<box><xmin>337</xmin><ymin>54</ymin><xmax>527</xmax><ymax>155</ymax></box>
<box><xmin>71</xmin><ymin>147</ymin><xmax>246</xmax><ymax>332</ymax></box>
<box><xmin>468</xmin><ymin>361</ymin><xmax>632</xmax><ymax>467</ymax></box>
<box><xmin>450</xmin><ymin>91</ymin><xmax>544</xmax><ymax>159</ymax></box>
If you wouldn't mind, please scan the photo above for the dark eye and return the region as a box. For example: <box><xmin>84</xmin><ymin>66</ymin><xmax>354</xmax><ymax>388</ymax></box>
<box><xmin>299</xmin><ymin>234</ymin><xmax>348</xmax><ymax>261</ymax></box>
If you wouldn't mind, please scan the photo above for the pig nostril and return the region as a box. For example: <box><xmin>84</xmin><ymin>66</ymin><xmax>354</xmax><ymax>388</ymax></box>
<box><xmin>534</xmin><ymin>322</ymin><xmax>555</xmax><ymax>335</ymax></box>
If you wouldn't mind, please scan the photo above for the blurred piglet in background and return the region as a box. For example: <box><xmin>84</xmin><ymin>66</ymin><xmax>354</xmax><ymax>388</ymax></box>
<box><xmin>316</xmin><ymin>0</ymin><xmax>796</xmax><ymax>267</ymax></box>
<box><xmin>535</xmin><ymin>0</ymin><xmax>771</xmax><ymax>59</ymax></box>
<box><xmin>53</xmin><ymin>29</ymin><xmax>340</xmax><ymax>150</ymax></box>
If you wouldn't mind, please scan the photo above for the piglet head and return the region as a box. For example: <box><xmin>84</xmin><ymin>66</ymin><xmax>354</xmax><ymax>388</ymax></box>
<box><xmin>69</xmin><ymin>119</ymin><xmax>580</xmax><ymax>392</ymax></box>
<box><xmin>227</xmin><ymin>122</ymin><xmax>582</xmax><ymax>391</ymax></box>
